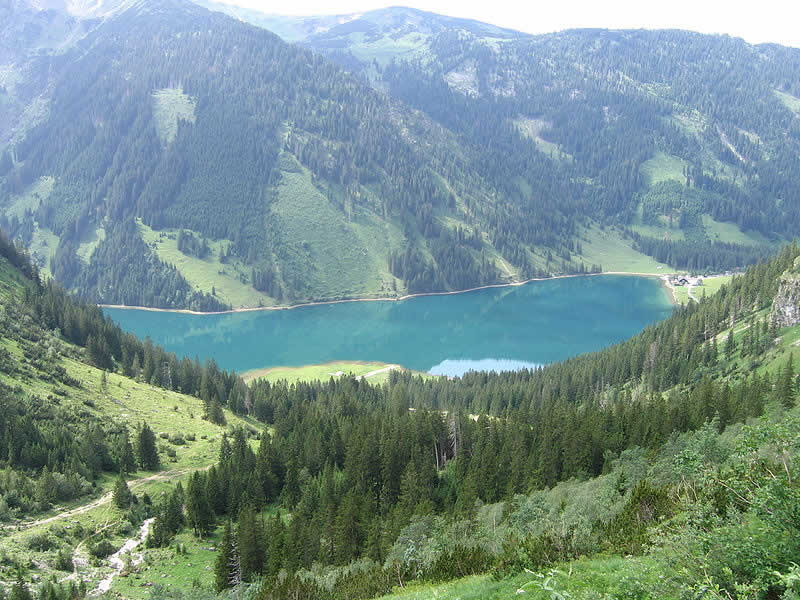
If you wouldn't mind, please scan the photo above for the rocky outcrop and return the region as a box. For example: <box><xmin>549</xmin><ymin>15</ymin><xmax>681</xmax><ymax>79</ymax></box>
<box><xmin>771</xmin><ymin>258</ymin><xmax>800</xmax><ymax>328</ymax></box>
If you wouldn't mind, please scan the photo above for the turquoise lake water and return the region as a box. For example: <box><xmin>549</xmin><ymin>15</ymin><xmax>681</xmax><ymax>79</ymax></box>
<box><xmin>104</xmin><ymin>275</ymin><xmax>673</xmax><ymax>377</ymax></box>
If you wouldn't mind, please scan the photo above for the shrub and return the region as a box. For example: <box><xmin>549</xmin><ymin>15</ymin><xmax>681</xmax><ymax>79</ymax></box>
<box><xmin>425</xmin><ymin>544</ymin><xmax>494</xmax><ymax>582</ymax></box>
<box><xmin>27</xmin><ymin>533</ymin><xmax>57</xmax><ymax>552</ymax></box>
<box><xmin>492</xmin><ymin>533</ymin><xmax>575</xmax><ymax>579</ymax></box>
<box><xmin>90</xmin><ymin>540</ymin><xmax>116</xmax><ymax>559</ymax></box>
<box><xmin>55</xmin><ymin>548</ymin><xmax>73</xmax><ymax>572</ymax></box>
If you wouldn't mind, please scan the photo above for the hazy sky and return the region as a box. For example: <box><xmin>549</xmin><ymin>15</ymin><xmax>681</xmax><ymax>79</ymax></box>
<box><xmin>224</xmin><ymin>0</ymin><xmax>800</xmax><ymax>47</ymax></box>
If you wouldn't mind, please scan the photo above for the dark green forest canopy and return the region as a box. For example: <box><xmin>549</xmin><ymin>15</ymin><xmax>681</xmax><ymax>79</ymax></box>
<box><xmin>2</xmin><ymin>226</ymin><xmax>800</xmax><ymax>597</ymax></box>
<box><xmin>176</xmin><ymin>243</ymin><xmax>800</xmax><ymax>600</ymax></box>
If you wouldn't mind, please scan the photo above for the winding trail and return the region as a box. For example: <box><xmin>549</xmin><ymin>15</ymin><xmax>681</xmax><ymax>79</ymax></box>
<box><xmin>18</xmin><ymin>468</ymin><xmax>193</xmax><ymax>531</ymax></box>
<box><xmin>92</xmin><ymin>518</ymin><xmax>154</xmax><ymax>596</ymax></box>
<box><xmin>356</xmin><ymin>364</ymin><xmax>401</xmax><ymax>380</ymax></box>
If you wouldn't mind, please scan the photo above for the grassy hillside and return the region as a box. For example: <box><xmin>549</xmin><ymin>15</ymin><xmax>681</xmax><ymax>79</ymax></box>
<box><xmin>0</xmin><ymin>237</ymin><xmax>262</xmax><ymax>595</ymax></box>
<box><xmin>139</xmin><ymin>220</ymin><xmax>276</xmax><ymax>309</ymax></box>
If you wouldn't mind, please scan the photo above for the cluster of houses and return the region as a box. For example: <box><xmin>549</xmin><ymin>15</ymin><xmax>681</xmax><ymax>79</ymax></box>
<box><xmin>669</xmin><ymin>275</ymin><xmax>704</xmax><ymax>287</ymax></box>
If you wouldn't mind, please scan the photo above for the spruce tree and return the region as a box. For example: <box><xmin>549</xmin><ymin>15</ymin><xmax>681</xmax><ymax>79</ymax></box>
<box><xmin>265</xmin><ymin>511</ymin><xmax>285</xmax><ymax>577</ymax></box>
<box><xmin>118</xmin><ymin>430</ymin><xmax>137</xmax><ymax>474</ymax></box>
<box><xmin>113</xmin><ymin>472</ymin><xmax>134</xmax><ymax>509</ymax></box>
<box><xmin>207</xmin><ymin>399</ymin><xmax>226</xmax><ymax>426</ymax></box>
<box><xmin>8</xmin><ymin>570</ymin><xmax>33</xmax><ymax>600</ymax></box>
<box><xmin>214</xmin><ymin>520</ymin><xmax>240</xmax><ymax>592</ymax></box>
<box><xmin>724</xmin><ymin>328</ymin><xmax>736</xmax><ymax>359</ymax></box>
<box><xmin>186</xmin><ymin>472</ymin><xmax>213</xmax><ymax>537</ymax></box>
<box><xmin>778</xmin><ymin>354</ymin><xmax>796</xmax><ymax>409</ymax></box>
<box><xmin>237</xmin><ymin>505</ymin><xmax>265</xmax><ymax>581</ymax></box>
<box><xmin>136</xmin><ymin>422</ymin><xmax>160</xmax><ymax>471</ymax></box>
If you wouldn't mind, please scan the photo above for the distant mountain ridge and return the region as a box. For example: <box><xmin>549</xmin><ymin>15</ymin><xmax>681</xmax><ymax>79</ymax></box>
<box><xmin>191</xmin><ymin>3</ymin><xmax>525</xmax><ymax>43</ymax></box>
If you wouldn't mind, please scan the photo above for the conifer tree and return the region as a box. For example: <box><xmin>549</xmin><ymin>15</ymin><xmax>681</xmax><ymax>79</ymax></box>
<box><xmin>778</xmin><ymin>353</ymin><xmax>796</xmax><ymax>408</ymax></box>
<box><xmin>265</xmin><ymin>511</ymin><xmax>285</xmax><ymax>577</ymax></box>
<box><xmin>237</xmin><ymin>504</ymin><xmax>265</xmax><ymax>581</ymax></box>
<box><xmin>207</xmin><ymin>399</ymin><xmax>226</xmax><ymax>426</ymax></box>
<box><xmin>112</xmin><ymin>472</ymin><xmax>134</xmax><ymax>509</ymax></box>
<box><xmin>136</xmin><ymin>422</ymin><xmax>160</xmax><ymax>471</ymax></box>
<box><xmin>186</xmin><ymin>472</ymin><xmax>213</xmax><ymax>537</ymax></box>
<box><xmin>214</xmin><ymin>520</ymin><xmax>240</xmax><ymax>592</ymax></box>
<box><xmin>8</xmin><ymin>570</ymin><xmax>33</xmax><ymax>600</ymax></box>
<box><xmin>118</xmin><ymin>430</ymin><xmax>137</xmax><ymax>474</ymax></box>
<box><xmin>724</xmin><ymin>328</ymin><xmax>736</xmax><ymax>359</ymax></box>
<box><xmin>35</xmin><ymin>466</ymin><xmax>57</xmax><ymax>507</ymax></box>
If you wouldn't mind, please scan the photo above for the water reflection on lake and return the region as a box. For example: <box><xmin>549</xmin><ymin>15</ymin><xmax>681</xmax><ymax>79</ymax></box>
<box><xmin>104</xmin><ymin>275</ymin><xmax>673</xmax><ymax>377</ymax></box>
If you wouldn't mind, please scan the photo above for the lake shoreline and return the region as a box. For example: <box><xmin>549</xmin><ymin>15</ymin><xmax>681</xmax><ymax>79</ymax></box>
<box><xmin>100</xmin><ymin>271</ymin><xmax>677</xmax><ymax>315</ymax></box>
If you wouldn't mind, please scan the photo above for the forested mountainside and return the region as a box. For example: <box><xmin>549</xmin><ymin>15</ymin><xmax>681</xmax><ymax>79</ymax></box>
<box><xmin>3</xmin><ymin>228</ymin><xmax>800</xmax><ymax>598</ymax></box>
<box><xmin>0</xmin><ymin>0</ymin><xmax>588</xmax><ymax>311</ymax></box>
<box><xmin>1</xmin><ymin>2</ymin><xmax>798</xmax><ymax>309</ymax></box>
<box><xmin>216</xmin><ymin>6</ymin><xmax>800</xmax><ymax>264</ymax></box>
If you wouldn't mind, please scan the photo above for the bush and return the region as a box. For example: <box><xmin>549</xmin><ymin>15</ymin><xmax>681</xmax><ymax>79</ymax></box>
<box><xmin>425</xmin><ymin>544</ymin><xmax>494</xmax><ymax>582</ymax></box>
<box><xmin>330</xmin><ymin>564</ymin><xmax>394</xmax><ymax>600</ymax></box>
<box><xmin>90</xmin><ymin>540</ymin><xmax>117</xmax><ymax>559</ymax></box>
<box><xmin>492</xmin><ymin>533</ymin><xmax>575</xmax><ymax>579</ymax></box>
<box><xmin>602</xmin><ymin>479</ymin><xmax>673</xmax><ymax>555</ymax></box>
<box><xmin>27</xmin><ymin>533</ymin><xmax>57</xmax><ymax>552</ymax></box>
<box><xmin>55</xmin><ymin>548</ymin><xmax>73</xmax><ymax>572</ymax></box>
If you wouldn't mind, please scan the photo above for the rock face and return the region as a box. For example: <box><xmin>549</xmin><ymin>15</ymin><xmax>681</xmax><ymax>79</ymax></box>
<box><xmin>771</xmin><ymin>258</ymin><xmax>800</xmax><ymax>328</ymax></box>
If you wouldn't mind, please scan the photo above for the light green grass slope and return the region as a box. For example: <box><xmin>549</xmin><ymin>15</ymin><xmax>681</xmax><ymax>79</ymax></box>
<box><xmin>375</xmin><ymin>556</ymin><xmax>665</xmax><ymax>600</ymax></box>
<box><xmin>578</xmin><ymin>225</ymin><xmax>674</xmax><ymax>274</ymax></box>
<box><xmin>0</xmin><ymin>328</ymin><xmax>260</xmax><ymax>592</ymax></box>
<box><xmin>139</xmin><ymin>220</ymin><xmax>275</xmax><ymax>308</ymax></box>
<box><xmin>639</xmin><ymin>152</ymin><xmax>687</xmax><ymax>186</ymax></box>
<box><xmin>152</xmin><ymin>87</ymin><xmax>196</xmax><ymax>146</ymax></box>
<box><xmin>271</xmin><ymin>155</ymin><xmax>404</xmax><ymax>301</ymax></box>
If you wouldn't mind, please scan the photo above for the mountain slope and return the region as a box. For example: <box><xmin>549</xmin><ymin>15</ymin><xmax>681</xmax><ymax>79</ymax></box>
<box><xmin>3</xmin><ymin>2</ymin><xmax>800</xmax><ymax>309</ymax></box>
<box><xmin>215</xmin><ymin>6</ymin><xmax>800</xmax><ymax>269</ymax></box>
<box><xmin>0</xmin><ymin>230</ymin><xmax>264</xmax><ymax>595</ymax></box>
<box><xmin>2</xmin><ymin>0</ymin><xmax>601</xmax><ymax>310</ymax></box>
<box><xmin>111</xmin><ymin>244</ymin><xmax>800</xmax><ymax>599</ymax></box>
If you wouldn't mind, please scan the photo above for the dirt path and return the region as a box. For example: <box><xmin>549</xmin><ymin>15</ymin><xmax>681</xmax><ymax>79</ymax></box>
<box><xmin>92</xmin><ymin>517</ymin><xmax>154</xmax><ymax>596</ymax></box>
<box><xmin>19</xmin><ymin>468</ymin><xmax>191</xmax><ymax>531</ymax></box>
<box><xmin>356</xmin><ymin>364</ymin><xmax>401</xmax><ymax>380</ymax></box>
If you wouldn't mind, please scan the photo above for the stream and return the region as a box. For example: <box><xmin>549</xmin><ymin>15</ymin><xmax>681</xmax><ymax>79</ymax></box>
<box><xmin>92</xmin><ymin>517</ymin><xmax>155</xmax><ymax>595</ymax></box>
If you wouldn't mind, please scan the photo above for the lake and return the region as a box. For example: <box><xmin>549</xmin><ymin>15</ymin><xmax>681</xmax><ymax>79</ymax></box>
<box><xmin>104</xmin><ymin>275</ymin><xmax>673</xmax><ymax>377</ymax></box>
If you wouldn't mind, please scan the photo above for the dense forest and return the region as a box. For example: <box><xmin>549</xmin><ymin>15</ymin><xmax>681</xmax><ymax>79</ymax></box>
<box><xmin>125</xmin><ymin>243</ymin><xmax>800</xmax><ymax>600</ymax></box>
<box><xmin>2</xmin><ymin>2</ymin><xmax>800</xmax><ymax>308</ymax></box>
<box><xmin>243</xmin><ymin>8</ymin><xmax>800</xmax><ymax>272</ymax></box>
<box><xmin>2</xmin><ymin>221</ymin><xmax>800</xmax><ymax>599</ymax></box>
